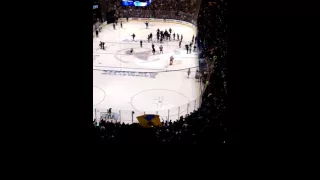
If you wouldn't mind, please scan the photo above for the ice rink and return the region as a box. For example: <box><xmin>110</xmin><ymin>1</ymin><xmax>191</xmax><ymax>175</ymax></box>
<box><xmin>93</xmin><ymin>20</ymin><xmax>201</xmax><ymax>123</ymax></box>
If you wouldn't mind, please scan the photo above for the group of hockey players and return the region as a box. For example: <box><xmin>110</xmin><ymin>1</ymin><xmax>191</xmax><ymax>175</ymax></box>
<box><xmin>108</xmin><ymin>20</ymin><xmax>198</xmax><ymax>67</ymax></box>
<box><xmin>127</xmin><ymin>23</ymin><xmax>198</xmax><ymax>65</ymax></box>
<box><xmin>185</xmin><ymin>35</ymin><xmax>196</xmax><ymax>54</ymax></box>
<box><xmin>96</xmin><ymin>19</ymin><xmax>201</xmax><ymax>80</ymax></box>
<box><xmin>186</xmin><ymin>68</ymin><xmax>200</xmax><ymax>80</ymax></box>
<box><xmin>113</xmin><ymin>19</ymin><xmax>123</xmax><ymax>30</ymax></box>
<box><xmin>155</xmin><ymin>28</ymin><xmax>177</xmax><ymax>43</ymax></box>
<box><xmin>111</xmin><ymin>21</ymin><xmax>197</xmax><ymax>55</ymax></box>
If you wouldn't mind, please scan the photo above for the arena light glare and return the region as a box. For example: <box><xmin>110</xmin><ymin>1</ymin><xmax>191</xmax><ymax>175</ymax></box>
<box><xmin>122</xmin><ymin>0</ymin><xmax>152</xmax><ymax>7</ymax></box>
<box><xmin>134</xmin><ymin>2</ymin><xmax>147</xmax><ymax>6</ymax></box>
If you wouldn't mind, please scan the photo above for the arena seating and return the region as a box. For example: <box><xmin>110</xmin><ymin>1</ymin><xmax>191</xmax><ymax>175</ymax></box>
<box><xmin>118</xmin><ymin>0</ymin><xmax>199</xmax><ymax>24</ymax></box>
<box><xmin>93</xmin><ymin>0</ymin><xmax>229</xmax><ymax>144</ymax></box>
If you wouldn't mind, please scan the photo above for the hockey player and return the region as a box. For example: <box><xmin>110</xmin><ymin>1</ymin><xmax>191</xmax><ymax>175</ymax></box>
<box><xmin>132</xmin><ymin>33</ymin><xmax>136</xmax><ymax>41</ymax></box>
<box><xmin>170</xmin><ymin>56</ymin><xmax>174</xmax><ymax>65</ymax></box>
<box><xmin>168</xmin><ymin>34</ymin><xmax>171</xmax><ymax>41</ymax></box>
<box><xmin>169</xmin><ymin>28</ymin><xmax>172</xmax><ymax>34</ymax></box>
<box><xmin>157</xmin><ymin>28</ymin><xmax>160</xmax><ymax>33</ymax></box>
<box><xmin>107</xmin><ymin>108</ymin><xmax>112</xmax><ymax>119</ymax></box>
<box><xmin>96</xmin><ymin>29</ymin><xmax>99</xmax><ymax>37</ymax></box>
<box><xmin>164</xmin><ymin>30</ymin><xmax>168</xmax><ymax>39</ymax></box>
<box><xmin>99</xmin><ymin>41</ymin><xmax>102</xmax><ymax>49</ymax></box>
<box><xmin>157</xmin><ymin>33</ymin><xmax>160</xmax><ymax>42</ymax></box>
<box><xmin>195</xmin><ymin>70</ymin><xmax>200</xmax><ymax>82</ymax></box>
<box><xmin>145</xmin><ymin>22</ymin><xmax>149</xmax><ymax>29</ymax></box>
<box><xmin>152</xmin><ymin>44</ymin><xmax>155</xmax><ymax>55</ymax></box>
<box><xmin>177</xmin><ymin>34</ymin><xmax>179</xmax><ymax>41</ymax></box>
<box><xmin>173</xmin><ymin>33</ymin><xmax>175</xmax><ymax>40</ymax></box>
<box><xmin>181</xmin><ymin>34</ymin><xmax>183</xmax><ymax>41</ymax></box>
<box><xmin>194</xmin><ymin>45</ymin><xmax>196</xmax><ymax>52</ymax></box>
<box><xmin>102</xmin><ymin>42</ymin><xmax>105</xmax><ymax>50</ymax></box>
<box><xmin>187</xmin><ymin>68</ymin><xmax>191</xmax><ymax>78</ymax></box>
<box><xmin>189</xmin><ymin>42</ymin><xmax>193</xmax><ymax>53</ymax></box>
<box><xmin>126</xmin><ymin>16</ymin><xmax>129</xmax><ymax>22</ymax></box>
<box><xmin>120</xmin><ymin>21</ymin><xmax>123</xmax><ymax>28</ymax></box>
<box><xmin>192</xmin><ymin>35</ymin><xmax>194</xmax><ymax>42</ymax></box>
<box><xmin>185</xmin><ymin>44</ymin><xmax>189</xmax><ymax>54</ymax></box>
<box><xmin>150</xmin><ymin>33</ymin><xmax>152</xmax><ymax>40</ymax></box>
<box><xmin>140</xmin><ymin>40</ymin><xmax>143</xmax><ymax>47</ymax></box>
<box><xmin>159</xmin><ymin>45</ymin><xmax>163</xmax><ymax>54</ymax></box>
<box><xmin>113</xmin><ymin>23</ymin><xmax>116</xmax><ymax>30</ymax></box>
<box><xmin>179</xmin><ymin>41</ymin><xmax>182</xmax><ymax>48</ymax></box>
<box><xmin>152</xmin><ymin>48</ymin><xmax>155</xmax><ymax>55</ymax></box>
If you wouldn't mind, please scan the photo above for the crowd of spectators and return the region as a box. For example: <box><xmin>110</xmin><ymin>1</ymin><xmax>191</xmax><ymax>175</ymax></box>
<box><xmin>197</xmin><ymin>0</ymin><xmax>228</xmax><ymax>136</ymax></box>
<box><xmin>93</xmin><ymin>0</ymin><xmax>102</xmax><ymax>25</ymax></box>
<box><xmin>93</xmin><ymin>97</ymin><xmax>224</xmax><ymax>144</ymax></box>
<box><xmin>117</xmin><ymin>0</ymin><xmax>200</xmax><ymax>24</ymax></box>
<box><xmin>93</xmin><ymin>0</ymin><xmax>229</xmax><ymax>144</ymax></box>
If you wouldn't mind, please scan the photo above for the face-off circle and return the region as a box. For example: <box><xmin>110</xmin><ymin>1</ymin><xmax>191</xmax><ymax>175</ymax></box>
<box><xmin>93</xmin><ymin>86</ymin><xmax>106</xmax><ymax>106</ymax></box>
<box><xmin>130</xmin><ymin>89</ymin><xmax>189</xmax><ymax>115</ymax></box>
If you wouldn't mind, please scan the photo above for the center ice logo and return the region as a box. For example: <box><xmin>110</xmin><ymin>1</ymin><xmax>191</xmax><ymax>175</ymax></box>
<box><xmin>116</xmin><ymin>48</ymin><xmax>161</xmax><ymax>63</ymax></box>
<box><xmin>132</xmin><ymin>51</ymin><xmax>150</xmax><ymax>61</ymax></box>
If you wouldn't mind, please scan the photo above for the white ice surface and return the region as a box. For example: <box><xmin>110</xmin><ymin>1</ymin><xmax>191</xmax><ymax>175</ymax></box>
<box><xmin>93</xmin><ymin>21</ymin><xmax>201</xmax><ymax>123</ymax></box>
